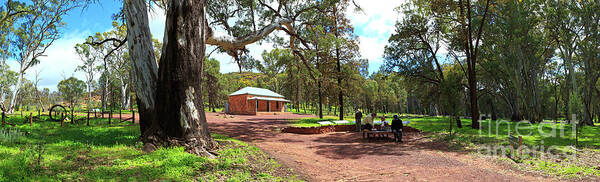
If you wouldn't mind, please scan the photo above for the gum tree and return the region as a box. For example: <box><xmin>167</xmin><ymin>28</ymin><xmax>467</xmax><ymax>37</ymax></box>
<box><xmin>123</xmin><ymin>0</ymin><xmax>318</xmax><ymax>155</ymax></box>
<box><xmin>75</xmin><ymin>39</ymin><xmax>101</xmax><ymax>125</ymax></box>
<box><xmin>6</xmin><ymin>0</ymin><xmax>78</xmax><ymax>113</ymax></box>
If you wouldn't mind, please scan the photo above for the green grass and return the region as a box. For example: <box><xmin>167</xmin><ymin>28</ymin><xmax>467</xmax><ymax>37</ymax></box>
<box><xmin>288</xmin><ymin>117</ymin><xmax>341</xmax><ymax>127</ymax></box>
<box><xmin>404</xmin><ymin>117</ymin><xmax>600</xmax><ymax>150</ymax></box>
<box><xmin>402</xmin><ymin>116</ymin><xmax>600</xmax><ymax>179</ymax></box>
<box><xmin>204</xmin><ymin>107</ymin><xmax>225</xmax><ymax>112</ymax></box>
<box><xmin>0</xmin><ymin>115</ymin><xmax>300</xmax><ymax>181</ymax></box>
<box><xmin>287</xmin><ymin>113</ymin><xmax>418</xmax><ymax>127</ymax></box>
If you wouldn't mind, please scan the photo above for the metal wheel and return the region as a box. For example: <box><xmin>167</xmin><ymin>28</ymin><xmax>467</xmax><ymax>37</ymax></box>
<box><xmin>49</xmin><ymin>105</ymin><xmax>67</xmax><ymax>121</ymax></box>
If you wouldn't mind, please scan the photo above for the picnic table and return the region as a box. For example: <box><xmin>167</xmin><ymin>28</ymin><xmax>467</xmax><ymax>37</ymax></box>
<box><xmin>362</xmin><ymin>130</ymin><xmax>394</xmax><ymax>139</ymax></box>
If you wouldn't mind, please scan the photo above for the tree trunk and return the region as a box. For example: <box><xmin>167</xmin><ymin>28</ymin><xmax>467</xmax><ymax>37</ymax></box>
<box><xmin>140</xmin><ymin>0</ymin><xmax>216</xmax><ymax>156</ymax></box>
<box><xmin>87</xmin><ymin>85</ymin><xmax>92</xmax><ymax>126</ymax></box>
<box><xmin>36</xmin><ymin>89</ymin><xmax>45</xmax><ymax>112</ymax></box>
<box><xmin>582</xmin><ymin>74</ymin><xmax>598</xmax><ymax>126</ymax></box>
<box><xmin>318</xmin><ymin>80</ymin><xmax>323</xmax><ymax>118</ymax></box>
<box><xmin>8</xmin><ymin>71</ymin><xmax>24</xmax><ymax>113</ymax></box>
<box><xmin>468</xmin><ymin>72</ymin><xmax>479</xmax><ymax>128</ymax></box>
<box><xmin>333</xmin><ymin>7</ymin><xmax>344</xmax><ymax>121</ymax></box>
<box><xmin>235</xmin><ymin>55</ymin><xmax>243</xmax><ymax>73</ymax></box>
<box><xmin>103</xmin><ymin>78</ymin><xmax>109</xmax><ymax>112</ymax></box>
<box><xmin>553</xmin><ymin>80</ymin><xmax>559</xmax><ymax>122</ymax></box>
<box><xmin>490</xmin><ymin>98</ymin><xmax>497</xmax><ymax>121</ymax></box>
<box><xmin>119</xmin><ymin>77</ymin><xmax>129</xmax><ymax>110</ymax></box>
<box><xmin>125</xmin><ymin>0</ymin><xmax>160</xmax><ymax>138</ymax></box>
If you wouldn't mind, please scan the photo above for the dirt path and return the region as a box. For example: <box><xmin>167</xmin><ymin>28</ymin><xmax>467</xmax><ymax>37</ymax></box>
<box><xmin>206</xmin><ymin>113</ymin><xmax>555</xmax><ymax>182</ymax></box>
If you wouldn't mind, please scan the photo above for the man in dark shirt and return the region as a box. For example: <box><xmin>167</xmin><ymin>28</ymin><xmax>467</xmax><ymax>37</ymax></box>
<box><xmin>355</xmin><ymin>109</ymin><xmax>363</xmax><ymax>132</ymax></box>
<box><xmin>391</xmin><ymin>115</ymin><xmax>403</xmax><ymax>143</ymax></box>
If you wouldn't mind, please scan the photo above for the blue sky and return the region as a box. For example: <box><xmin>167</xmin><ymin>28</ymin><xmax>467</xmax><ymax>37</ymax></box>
<box><xmin>7</xmin><ymin>0</ymin><xmax>406</xmax><ymax>91</ymax></box>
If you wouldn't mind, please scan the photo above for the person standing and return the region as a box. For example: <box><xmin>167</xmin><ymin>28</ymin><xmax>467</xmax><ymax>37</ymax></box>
<box><xmin>355</xmin><ymin>109</ymin><xmax>363</xmax><ymax>132</ymax></box>
<box><xmin>391</xmin><ymin>115</ymin><xmax>403</xmax><ymax>143</ymax></box>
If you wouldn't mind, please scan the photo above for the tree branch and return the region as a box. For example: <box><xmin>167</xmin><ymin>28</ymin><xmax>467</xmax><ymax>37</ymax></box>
<box><xmin>205</xmin><ymin>18</ymin><xmax>293</xmax><ymax>51</ymax></box>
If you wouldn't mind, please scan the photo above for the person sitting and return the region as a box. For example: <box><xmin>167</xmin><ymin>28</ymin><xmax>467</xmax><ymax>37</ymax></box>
<box><xmin>382</xmin><ymin>116</ymin><xmax>391</xmax><ymax>132</ymax></box>
<box><xmin>391</xmin><ymin>115</ymin><xmax>403</xmax><ymax>143</ymax></box>
<box><xmin>363</xmin><ymin>113</ymin><xmax>376</xmax><ymax>131</ymax></box>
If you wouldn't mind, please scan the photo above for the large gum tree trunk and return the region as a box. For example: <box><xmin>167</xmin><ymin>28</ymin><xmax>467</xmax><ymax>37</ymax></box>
<box><xmin>125</xmin><ymin>0</ymin><xmax>159</xmax><ymax>136</ymax></box>
<box><xmin>146</xmin><ymin>0</ymin><xmax>216</xmax><ymax>156</ymax></box>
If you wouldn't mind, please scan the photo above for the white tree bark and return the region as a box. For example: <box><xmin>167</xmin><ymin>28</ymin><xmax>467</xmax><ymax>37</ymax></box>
<box><xmin>102</xmin><ymin>77</ymin><xmax>108</xmax><ymax>111</ymax></box>
<box><xmin>125</xmin><ymin>0</ymin><xmax>159</xmax><ymax>111</ymax></box>
<box><xmin>118</xmin><ymin>78</ymin><xmax>129</xmax><ymax>110</ymax></box>
<box><xmin>8</xmin><ymin>62</ymin><xmax>25</xmax><ymax>113</ymax></box>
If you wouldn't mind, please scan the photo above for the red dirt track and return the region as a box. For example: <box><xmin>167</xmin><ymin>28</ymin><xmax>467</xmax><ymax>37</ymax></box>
<box><xmin>206</xmin><ymin>112</ymin><xmax>554</xmax><ymax>182</ymax></box>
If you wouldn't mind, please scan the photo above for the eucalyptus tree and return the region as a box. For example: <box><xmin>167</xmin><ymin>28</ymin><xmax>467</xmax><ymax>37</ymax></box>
<box><xmin>545</xmin><ymin>0</ymin><xmax>582</xmax><ymax>122</ymax></box>
<box><xmin>86</xmin><ymin>22</ymin><xmax>132</xmax><ymax>111</ymax></box>
<box><xmin>326</xmin><ymin>0</ymin><xmax>361</xmax><ymax>120</ymax></box>
<box><xmin>479</xmin><ymin>0</ymin><xmax>555</xmax><ymax>123</ymax></box>
<box><xmin>31</xmin><ymin>70</ymin><xmax>46</xmax><ymax>111</ymax></box>
<box><xmin>257</xmin><ymin>48</ymin><xmax>294</xmax><ymax>93</ymax></box>
<box><xmin>0</xmin><ymin>0</ymin><xmax>29</xmax><ymax>59</ymax></box>
<box><xmin>427</xmin><ymin>0</ymin><xmax>492</xmax><ymax>128</ymax></box>
<box><xmin>204</xmin><ymin>58</ymin><xmax>221</xmax><ymax>112</ymax></box>
<box><xmin>57</xmin><ymin>77</ymin><xmax>86</xmax><ymax>111</ymax></box>
<box><xmin>5</xmin><ymin>0</ymin><xmax>80</xmax><ymax>113</ymax></box>
<box><xmin>0</xmin><ymin>62</ymin><xmax>17</xmax><ymax>112</ymax></box>
<box><xmin>281</xmin><ymin>0</ymin><xmax>361</xmax><ymax>119</ymax></box>
<box><xmin>76</xmin><ymin>39</ymin><xmax>101</xmax><ymax>124</ymax></box>
<box><xmin>384</xmin><ymin>0</ymin><xmax>470</xmax><ymax>127</ymax></box>
<box><xmin>574</xmin><ymin>0</ymin><xmax>600</xmax><ymax>125</ymax></box>
<box><xmin>122</xmin><ymin>0</ymin><xmax>320</xmax><ymax>155</ymax></box>
<box><xmin>105</xmin><ymin>23</ymin><xmax>132</xmax><ymax>110</ymax></box>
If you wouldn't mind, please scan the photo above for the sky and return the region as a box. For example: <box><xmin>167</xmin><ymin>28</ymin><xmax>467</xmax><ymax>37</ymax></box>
<box><xmin>6</xmin><ymin>0</ymin><xmax>406</xmax><ymax>91</ymax></box>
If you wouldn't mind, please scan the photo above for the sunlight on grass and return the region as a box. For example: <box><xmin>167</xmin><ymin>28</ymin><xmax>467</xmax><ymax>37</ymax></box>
<box><xmin>403</xmin><ymin>116</ymin><xmax>600</xmax><ymax>179</ymax></box>
<box><xmin>0</xmin><ymin>115</ymin><xmax>300</xmax><ymax>181</ymax></box>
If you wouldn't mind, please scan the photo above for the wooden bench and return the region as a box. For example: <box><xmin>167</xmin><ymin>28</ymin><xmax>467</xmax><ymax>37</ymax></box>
<box><xmin>508</xmin><ymin>134</ymin><xmax>523</xmax><ymax>158</ymax></box>
<box><xmin>362</xmin><ymin>130</ymin><xmax>394</xmax><ymax>139</ymax></box>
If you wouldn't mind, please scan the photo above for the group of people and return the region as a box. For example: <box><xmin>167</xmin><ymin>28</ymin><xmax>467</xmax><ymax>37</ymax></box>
<box><xmin>354</xmin><ymin>109</ymin><xmax>403</xmax><ymax>143</ymax></box>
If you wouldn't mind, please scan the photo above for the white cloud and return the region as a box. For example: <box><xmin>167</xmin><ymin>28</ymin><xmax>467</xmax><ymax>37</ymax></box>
<box><xmin>7</xmin><ymin>30</ymin><xmax>91</xmax><ymax>92</ymax></box>
<box><xmin>347</xmin><ymin>0</ymin><xmax>407</xmax><ymax>74</ymax></box>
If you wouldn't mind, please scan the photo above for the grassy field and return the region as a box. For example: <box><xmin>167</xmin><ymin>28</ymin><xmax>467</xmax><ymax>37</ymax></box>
<box><xmin>287</xmin><ymin>114</ymin><xmax>600</xmax><ymax>179</ymax></box>
<box><xmin>287</xmin><ymin>113</ymin><xmax>417</xmax><ymax>127</ymax></box>
<box><xmin>0</xmin><ymin>114</ymin><xmax>300</xmax><ymax>181</ymax></box>
<box><xmin>405</xmin><ymin>117</ymin><xmax>600</xmax><ymax>179</ymax></box>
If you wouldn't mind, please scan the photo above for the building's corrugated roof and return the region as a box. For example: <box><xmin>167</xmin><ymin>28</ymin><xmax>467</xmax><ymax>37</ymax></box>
<box><xmin>248</xmin><ymin>97</ymin><xmax>291</xmax><ymax>102</ymax></box>
<box><xmin>229</xmin><ymin>87</ymin><xmax>285</xmax><ymax>98</ymax></box>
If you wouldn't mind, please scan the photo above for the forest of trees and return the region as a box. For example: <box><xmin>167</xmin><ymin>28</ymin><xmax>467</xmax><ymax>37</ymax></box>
<box><xmin>383</xmin><ymin>0</ymin><xmax>599</xmax><ymax>127</ymax></box>
<box><xmin>1</xmin><ymin>0</ymin><xmax>598</xmax><ymax>156</ymax></box>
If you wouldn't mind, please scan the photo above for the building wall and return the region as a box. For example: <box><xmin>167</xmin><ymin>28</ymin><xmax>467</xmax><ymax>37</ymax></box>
<box><xmin>228</xmin><ymin>94</ymin><xmax>287</xmax><ymax>115</ymax></box>
<box><xmin>256</xmin><ymin>99</ymin><xmax>285</xmax><ymax>112</ymax></box>
<box><xmin>228</xmin><ymin>94</ymin><xmax>255</xmax><ymax>115</ymax></box>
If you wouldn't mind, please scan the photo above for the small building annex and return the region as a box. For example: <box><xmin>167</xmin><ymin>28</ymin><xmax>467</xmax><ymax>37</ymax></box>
<box><xmin>227</xmin><ymin>87</ymin><xmax>291</xmax><ymax>115</ymax></box>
